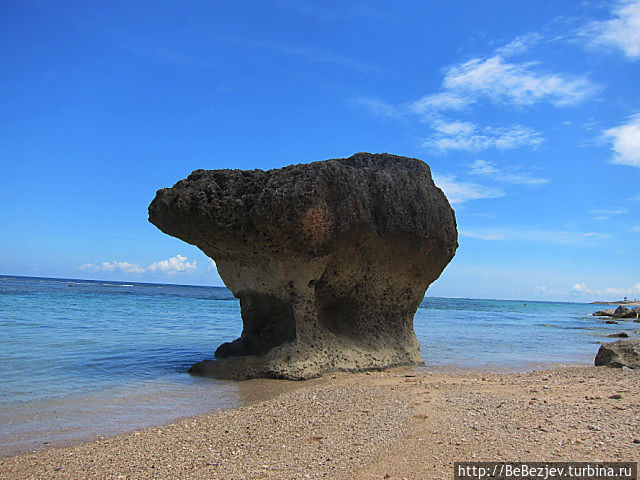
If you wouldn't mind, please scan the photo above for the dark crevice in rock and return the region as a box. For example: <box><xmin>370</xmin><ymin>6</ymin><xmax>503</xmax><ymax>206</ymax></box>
<box><xmin>215</xmin><ymin>291</ymin><xmax>296</xmax><ymax>358</ymax></box>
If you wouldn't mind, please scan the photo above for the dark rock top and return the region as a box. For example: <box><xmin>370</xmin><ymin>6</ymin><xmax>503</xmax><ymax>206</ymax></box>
<box><xmin>149</xmin><ymin>152</ymin><xmax>458</xmax><ymax>261</ymax></box>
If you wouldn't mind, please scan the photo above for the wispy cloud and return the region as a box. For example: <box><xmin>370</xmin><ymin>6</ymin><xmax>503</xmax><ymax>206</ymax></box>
<box><xmin>494</xmin><ymin>33</ymin><xmax>544</xmax><ymax>57</ymax></box>
<box><xmin>589</xmin><ymin>207</ymin><xmax>628</xmax><ymax>221</ymax></box>
<box><xmin>581</xmin><ymin>0</ymin><xmax>640</xmax><ymax>60</ymax></box>
<box><xmin>351</xmin><ymin>97</ymin><xmax>402</xmax><ymax>118</ymax></box>
<box><xmin>355</xmin><ymin>32</ymin><xmax>598</xmax><ymax>154</ymax></box>
<box><xmin>632</xmin><ymin>226</ymin><xmax>640</xmax><ymax>232</ymax></box>
<box><xmin>460</xmin><ymin>228</ymin><xmax>609</xmax><ymax>244</ymax></box>
<box><xmin>469</xmin><ymin>160</ymin><xmax>549</xmax><ymax>186</ymax></box>
<box><xmin>603</xmin><ymin>113</ymin><xmax>640</xmax><ymax>167</ymax></box>
<box><xmin>80</xmin><ymin>255</ymin><xmax>197</xmax><ymax>275</ymax></box>
<box><xmin>79</xmin><ymin>261</ymin><xmax>146</xmax><ymax>274</ymax></box>
<box><xmin>240</xmin><ymin>37</ymin><xmax>379</xmax><ymax>73</ymax></box>
<box><xmin>424</xmin><ymin>121</ymin><xmax>543</xmax><ymax>152</ymax></box>
<box><xmin>432</xmin><ymin>174</ymin><xmax>504</xmax><ymax>204</ymax></box>
<box><xmin>409</xmin><ymin>92</ymin><xmax>474</xmax><ymax>116</ymax></box>
<box><xmin>423</xmin><ymin>31</ymin><xmax>599</xmax><ymax>110</ymax></box>
<box><xmin>442</xmin><ymin>55</ymin><xmax>599</xmax><ymax>107</ymax></box>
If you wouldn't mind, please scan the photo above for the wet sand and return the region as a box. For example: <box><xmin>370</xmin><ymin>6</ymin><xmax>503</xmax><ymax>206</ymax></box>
<box><xmin>1</xmin><ymin>366</ymin><xmax>638</xmax><ymax>479</ymax></box>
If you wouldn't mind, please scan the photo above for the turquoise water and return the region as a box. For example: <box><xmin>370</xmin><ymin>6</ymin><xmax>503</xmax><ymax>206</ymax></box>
<box><xmin>1</xmin><ymin>275</ymin><xmax>637</xmax><ymax>454</ymax></box>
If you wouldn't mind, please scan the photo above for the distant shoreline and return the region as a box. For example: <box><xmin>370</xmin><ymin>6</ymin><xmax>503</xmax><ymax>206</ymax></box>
<box><xmin>591</xmin><ymin>300</ymin><xmax>640</xmax><ymax>306</ymax></box>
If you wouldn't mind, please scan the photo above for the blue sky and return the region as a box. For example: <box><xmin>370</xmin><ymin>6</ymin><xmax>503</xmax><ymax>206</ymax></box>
<box><xmin>1</xmin><ymin>0</ymin><xmax>639</xmax><ymax>302</ymax></box>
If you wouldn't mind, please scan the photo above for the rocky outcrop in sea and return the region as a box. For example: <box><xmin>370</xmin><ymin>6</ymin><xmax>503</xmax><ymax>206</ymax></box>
<box><xmin>593</xmin><ymin>306</ymin><xmax>640</xmax><ymax>319</ymax></box>
<box><xmin>149</xmin><ymin>153</ymin><xmax>458</xmax><ymax>379</ymax></box>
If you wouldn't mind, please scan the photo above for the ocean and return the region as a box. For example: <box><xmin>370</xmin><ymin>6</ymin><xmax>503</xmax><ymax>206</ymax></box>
<box><xmin>0</xmin><ymin>275</ymin><xmax>635</xmax><ymax>455</ymax></box>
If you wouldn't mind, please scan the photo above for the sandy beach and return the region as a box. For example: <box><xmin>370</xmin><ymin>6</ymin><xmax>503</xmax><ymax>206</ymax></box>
<box><xmin>1</xmin><ymin>365</ymin><xmax>638</xmax><ymax>479</ymax></box>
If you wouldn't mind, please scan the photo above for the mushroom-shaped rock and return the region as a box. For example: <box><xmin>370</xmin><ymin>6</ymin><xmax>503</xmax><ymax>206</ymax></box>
<box><xmin>148</xmin><ymin>153</ymin><xmax>458</xmax><ymax>379</ymax></box>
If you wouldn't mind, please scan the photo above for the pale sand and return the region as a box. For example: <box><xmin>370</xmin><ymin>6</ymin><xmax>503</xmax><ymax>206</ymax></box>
<box><xmin>1</xmin><ymin>366</ymin><xmax>638</xmax><ymax>479</ymax></box>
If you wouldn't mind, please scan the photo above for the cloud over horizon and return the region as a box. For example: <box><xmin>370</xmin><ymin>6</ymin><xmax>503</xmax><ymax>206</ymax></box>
<box><xmin>80</xmin><ymin>255</ymin><xmax>197</xmax><ymax>275</ymax></box>
<box><xmin>571</xmin><ymin>282</ymin><xmax>640</xmax><ymax>298</ymax></box>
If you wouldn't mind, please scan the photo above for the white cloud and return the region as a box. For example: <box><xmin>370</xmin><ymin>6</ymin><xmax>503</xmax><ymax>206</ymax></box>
<box><xmin>432</xmin><ymin>174</ymin><xmax>504</xmax><ymax>204</ymax></box>
<box><xmin>469</xmin><ymin>160</ymin><xmax>549</xmax><ymax>186</ymax></box>
<box><xmin>459</xmin><ymin>230</ymin><xmax>508</xmax><ymax>241</ymax></box>
<box><xmin>460</xmin><ymin>228</ymin><xmax>609</xmax><ymax>245</ymax></box>
<box><xmin>582</xmin><ymin>232</ymin><xmax>611</xmax><ymax>238</ymax></box>
<box><xmin>80</xmin><ymin>261</ymin><xmax>145</xmax><ymax>274</ymax></box>
<box><xmin>582</xmin><ymin>0</ymin><xmax>640</xmax><ymax>60</ymax></box>
<box><xmin>572</xmin><ymin>282</ymin><xmax>640</xmax><ymax>298</ymax></box>
<box><xmin>603</xmin><ymin>113</ymin><xmax>640</xmax><ymax>167</ymax></box>
<box><xmin>80</xmin><ymin>255</ymin><xmax>197</xmax><ymax>275</ymax></box>
<box><xmin>603</xmin><ymin>284</ymin><xmax>640</xmax><ymax>296</ymax></box>
<box><xmin>147</xmin><ymin>255</ymin><xmax>197</xmax><ymax>273</ymax></box>
<box><xmin>442</xmin><ymin>55</ymin><xmax>599</xmax><ymax>107</ymax></box>
<box><xmin>424</xmin><ymin>121</ymin><xmax>543</xmax><ymax>152</ymax></box>
<box><xmin>632</xmin><ymin>226</ymin><xmax>640</xmax><ymax>232</ymax></box>
<box><xmin>571</xmin><ymin>283</ymin><xmax>593</xmax><ymax>294</ymax></box>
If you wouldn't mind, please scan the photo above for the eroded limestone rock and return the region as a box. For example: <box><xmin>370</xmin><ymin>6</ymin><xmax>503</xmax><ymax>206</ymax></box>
<box><xmin>148</xmin><ymin>153</ymin><xmax>458</xmax><ymax>379</ymax></box>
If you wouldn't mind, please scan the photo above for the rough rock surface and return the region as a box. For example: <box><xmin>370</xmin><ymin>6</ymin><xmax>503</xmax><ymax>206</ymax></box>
<box><xmin>613</xmin><ymin>306</ymin><xmax>635</xmax><ymax>318</ymax></box>
<box><xmin>593</xmin><ymin>306</ymin><xmax>637</xmax><ymax>318</ymax></box>
<box><xmin>148</xmin><ymin>153</ymin><xmax>458</xmax><ymax>379</ymax></box>
<box><xmin>595</xmin><ymin>339</ymin><xmax>640</xmax><ymax>369</ymax></box>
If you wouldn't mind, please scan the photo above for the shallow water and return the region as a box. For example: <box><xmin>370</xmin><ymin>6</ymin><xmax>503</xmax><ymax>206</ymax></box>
<box><xmin>0</xmin><ymin>275</ymin><xmax>636</xmax><ymax>454</ymax></box>
<box><xmin>414</xmin><ymin>297</ymin><xmax>621</xmax><ymax>371</ymax></box>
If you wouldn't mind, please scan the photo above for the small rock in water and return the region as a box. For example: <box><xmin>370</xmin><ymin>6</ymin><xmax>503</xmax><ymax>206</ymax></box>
<box><xmin>608</xmin><ymin>332</ymin><xmax>629</xmax><ymax>338</ymax></box>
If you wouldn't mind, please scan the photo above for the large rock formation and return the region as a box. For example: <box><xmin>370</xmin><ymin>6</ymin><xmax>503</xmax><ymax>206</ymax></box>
<box><xmin>148</xmin><ymin>153</ymin><xmax>458</xmax><ymax>379</ymax></box>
